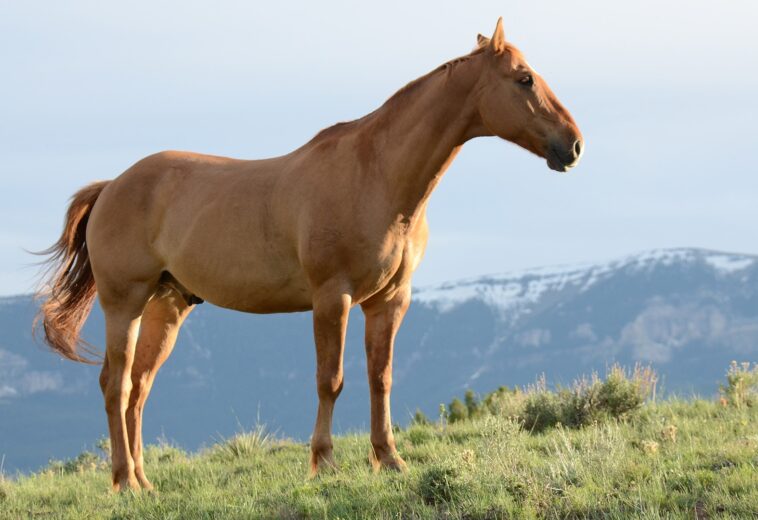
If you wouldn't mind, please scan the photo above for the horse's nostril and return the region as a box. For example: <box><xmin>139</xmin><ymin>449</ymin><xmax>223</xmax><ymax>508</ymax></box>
<box><xmin>573</xmin><ymin>139</ymin><xmax>583</xmax><ymax>159</ymax></box>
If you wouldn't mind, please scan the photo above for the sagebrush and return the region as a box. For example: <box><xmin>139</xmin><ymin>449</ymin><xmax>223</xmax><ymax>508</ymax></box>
<box><xmin>719</xmin><ymin>360</ymin><xmax>758</xmax><ymax>408</ymax></box>
<box><xmin>441</xmin><ymin>364</ymin><xmax>657</xmax><ymax>432</ymax></box>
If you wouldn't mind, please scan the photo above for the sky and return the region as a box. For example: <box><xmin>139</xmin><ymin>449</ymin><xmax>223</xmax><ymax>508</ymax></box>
<box><xmin>1</xmin><ymin>0</ymin><xmax>757</xmax><ymax>295</ymax></box>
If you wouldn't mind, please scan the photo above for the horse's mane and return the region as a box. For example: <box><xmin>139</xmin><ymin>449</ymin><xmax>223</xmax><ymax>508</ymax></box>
<box><xmin>308</xmin><ymin>46</ymin><xmax>492</xmax><ymax>144</ymax></box>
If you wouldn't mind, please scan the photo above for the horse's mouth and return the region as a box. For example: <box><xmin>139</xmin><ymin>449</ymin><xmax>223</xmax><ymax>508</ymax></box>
<box><xmin>546</xmin><ymin>148</ymin><xmax>578</xmax><ymax>173</ymax></box>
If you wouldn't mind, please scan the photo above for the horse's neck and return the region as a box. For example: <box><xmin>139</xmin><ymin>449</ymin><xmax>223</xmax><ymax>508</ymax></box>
<box><xmin>365</xmin><ymin>58</ymin><xmax>485</xmax><ymax>221</ymax></box>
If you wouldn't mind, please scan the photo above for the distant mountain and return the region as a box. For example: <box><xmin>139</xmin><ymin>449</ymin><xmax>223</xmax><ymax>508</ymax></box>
<box><xmin>1</xmin><ymin>248</ymin><xmax>757</xmax><ymax>473</ymax></box>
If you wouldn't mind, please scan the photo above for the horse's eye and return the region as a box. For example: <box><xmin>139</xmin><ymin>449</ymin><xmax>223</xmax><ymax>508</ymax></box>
<box><xmin>519</xmin><ymin>74</ymin><xmax>534</xmax><ymax>87</ymax></box>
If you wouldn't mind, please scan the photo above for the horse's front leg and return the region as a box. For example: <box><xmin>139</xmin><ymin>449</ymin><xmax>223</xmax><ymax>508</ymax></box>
<box><xmin>361</xmin><ymin>285</ymin><xmax>410</xmax><ymax>472</ymax></box>
<box><xmin>309</xmin><ymin>284</ymin><xmax>352</xmax><ymax>476</ymax></box>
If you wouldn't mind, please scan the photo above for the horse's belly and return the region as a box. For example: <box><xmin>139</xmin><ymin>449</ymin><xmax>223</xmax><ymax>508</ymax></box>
<box><xmin>208</xmin><ymin>281</ymin><xmax>314</xmax><ymax>314</ymax></box>
<box><xmin>164</xmin><ymin>240</ymin><xmax>313</xmax><ymax>313</ymax></box>
<box><xmin>176</xmin><ymin>265</ymin><xmax>313</xmax><ymax>313</ymax></box>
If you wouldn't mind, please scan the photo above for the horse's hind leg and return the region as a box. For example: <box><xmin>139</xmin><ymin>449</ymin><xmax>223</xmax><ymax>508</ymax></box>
<box><xmin>99</xmin><ymin>282</ymin><xmax>154</xmax><ymax>492</ymax></box>
<box><xmin>126</xmin><ymin>289</ymin><xmax>192</xmax><ymax>490</ymax></box>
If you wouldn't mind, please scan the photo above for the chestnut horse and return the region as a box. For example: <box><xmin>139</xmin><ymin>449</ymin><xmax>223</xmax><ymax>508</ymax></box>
<box><xmin>36</xmin><ymin>19</ymin><xmax>582</xmax><ymax>491</ymax></box>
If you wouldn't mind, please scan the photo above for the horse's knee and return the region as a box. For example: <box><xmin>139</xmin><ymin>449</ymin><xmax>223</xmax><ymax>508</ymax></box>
<box><xmin>317</xmin><ymin>373</ymin><xmax>344</xmax><ymax>401</ymax></box>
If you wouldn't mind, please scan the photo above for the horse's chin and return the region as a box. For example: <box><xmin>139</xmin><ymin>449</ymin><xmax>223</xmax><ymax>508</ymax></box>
<box><xmin>547</xmin><ymin>157</ymin><xmax>572</xmax><ymax>173</ymax></box>
<box><xmin>545</xmin><ymin>145</ymin><xmax>580</xmax><ymax>173</ymax></box>
<box><xmin>547</xmin><ymin>160</ymin><xmax>567</xmax><ymax>172</ymax></box>
<box><xmin>546</xmin><ymin>151</ymin><xmax>579</xmax><ymax>173</ymax></box>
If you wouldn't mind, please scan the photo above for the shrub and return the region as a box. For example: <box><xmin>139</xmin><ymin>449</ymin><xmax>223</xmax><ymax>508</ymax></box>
<box><xmin>445</xmin><ymin>365</ymin><xmax>657</xmax><ymax>433</ymax></box>
<box><xmin>719</xmin><ymin>361</ymin><xmax>758</xmax><ymax>408</ymax></box>
<box><xmin>464</xmin><ymin>389</ymin><xmax>480</xmax><ymax>419</ymax></box>
<box><xmin>596</xmin><ymin>364</ymin><xmax>656</xmax><ymax>418</ymax></box>
<box><xmin>95</xmin><ymin>436</ymin><xmax>111</xmax><ymax>460</ymax></box>
<box><xmin>211</xmin><ymin>425</ymin><xmax>271</xmax><ymax>460</ymax></box>
<box><xmin>46</xmin><ymin>450</ymin><xmax>105</xmax><ymax>475</ymax></box>
<box><xmin>446</xmin><ymin>390</ymin><xmax>484</xmax><ymax>423</ymax></box>
<box><xmin>418</xmin><ymin>464</ymin><xmax>462</xmax><ymax>505</ymax></box>
<box><xmin>411</xmin><ymin>408</ymin><xmax>431</xmax><ymax>426</ymax></box>
<box><xmin>447</xmin><ymin>398</ymin><xmax>469</xmax><ymax>423</ymax></box>
<box><xmin>555</xmin><ymin>381</ymin><xmax>597</xmax><ymax>429</ymax></box>
<box><xmin>144</xmin><ymin>443</ymin><xmax>186</xmax><ymax>464</ymax></box>
<box><xmin>482</xmin><ymin>386</ymin><xmax>525</xmax><ymax>418</ymax></box>
<box><xmin>522</xmin><ymin>389</ymin><xmax>562</xmax><ymax>432</ymax></box>
<box><xmin>559</xmin><ymin>365</ymin><xmax>656</xmax><ymax>429</ymax></box>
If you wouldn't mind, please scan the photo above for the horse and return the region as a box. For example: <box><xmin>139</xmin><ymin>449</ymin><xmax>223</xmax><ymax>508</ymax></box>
<box><xmin>36</xmin><ymin>18</ymin><xmax>583</xmax><ymax>491</ymax></box>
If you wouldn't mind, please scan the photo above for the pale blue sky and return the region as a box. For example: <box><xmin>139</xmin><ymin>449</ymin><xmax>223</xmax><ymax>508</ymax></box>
<box><xmin>1</xmin><ymin>1</ymin><xmax>757</xmax><ymax>295</ymax></box>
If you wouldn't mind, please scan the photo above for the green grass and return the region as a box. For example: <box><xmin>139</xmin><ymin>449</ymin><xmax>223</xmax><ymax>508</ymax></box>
<box><xmin>1</xmin><ymin>399</ymin><xmax>757</xmax><ymax>519</ymax></box>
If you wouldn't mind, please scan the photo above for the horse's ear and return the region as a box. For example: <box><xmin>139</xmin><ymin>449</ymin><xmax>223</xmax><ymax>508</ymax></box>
<box><xmin>476</xmin><ymin>33</ymin><xmax>490</xmax><ymax>49</ymax></box>
<box><xmin>489</xmin><ymin>17</ymin><xmax>506</xmax><ymax>54</ymax></box>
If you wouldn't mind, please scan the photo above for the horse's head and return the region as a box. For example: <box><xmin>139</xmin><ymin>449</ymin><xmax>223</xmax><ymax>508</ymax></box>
<box><xmin>474</xmin><ymin>18</ymin><xmax>583</xmax><ymax>172</ymax></box>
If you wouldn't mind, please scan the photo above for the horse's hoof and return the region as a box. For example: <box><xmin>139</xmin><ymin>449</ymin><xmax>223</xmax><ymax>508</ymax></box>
<box><xmin>112</xmin><ymin>476</ymin><xmax>141</xmax><ymax>493</ymax></box>
<box><xmin>369</xmin><ymin>448</ymin><xmax>408</xmax><ymax>473</ymax></box>
<box><xmin>137</xmin><ymin>475</ymin><xmax>155</xmax><ymax>492</ymax></box>
<box><xmin>309</xmin><ymin>449</ymin><xmax>338</xmax><ymax>478</ymax></box>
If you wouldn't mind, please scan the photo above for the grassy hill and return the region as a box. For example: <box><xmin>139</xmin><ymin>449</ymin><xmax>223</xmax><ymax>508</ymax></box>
<box><xmin>2</xmin><ymin>369</ymin><xmax>757</xmax><ymax>519</ymax></box>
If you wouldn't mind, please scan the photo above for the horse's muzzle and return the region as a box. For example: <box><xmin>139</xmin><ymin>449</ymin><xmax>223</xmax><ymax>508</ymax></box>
<box><xmin>546</xmin><ymin>139</ymin><xmax>583</xmax><ymax>172</ymax></box>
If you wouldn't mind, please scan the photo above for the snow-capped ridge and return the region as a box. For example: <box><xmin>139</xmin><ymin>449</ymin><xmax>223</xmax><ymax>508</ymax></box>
<box><xmin>412</xmin><ymin>248</ymin><xmax>756</xmax><ymax>315</ymax></box>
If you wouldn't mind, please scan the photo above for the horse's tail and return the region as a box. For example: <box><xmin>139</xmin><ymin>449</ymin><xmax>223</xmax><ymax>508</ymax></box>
<box><xmin>33</xmin><ymin>181</ymin><xmax>111</xmax><ymax>364</ymax></box>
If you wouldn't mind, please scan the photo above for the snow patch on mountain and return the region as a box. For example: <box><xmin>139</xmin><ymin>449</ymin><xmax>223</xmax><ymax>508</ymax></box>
<box><xmin>413</xmin><ymin>248</ymin><xmax>757</xmax><ymax>314</ymax></box>
<box><xmin>703</xmin><ymin>255</ymin><xmax>755</xmax><ymax>273</ymax></box>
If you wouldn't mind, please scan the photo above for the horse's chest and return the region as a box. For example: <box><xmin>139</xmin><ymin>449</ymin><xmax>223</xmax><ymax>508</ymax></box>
<box><xmin>349</xmin><ymin>235</ymin><xmax>421</xmax><ymax>299</ymax></box>
<box><xmin>302</xmin><ymin>217</ymin><xmax>427</xmax><ymax>300</ymax></box>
